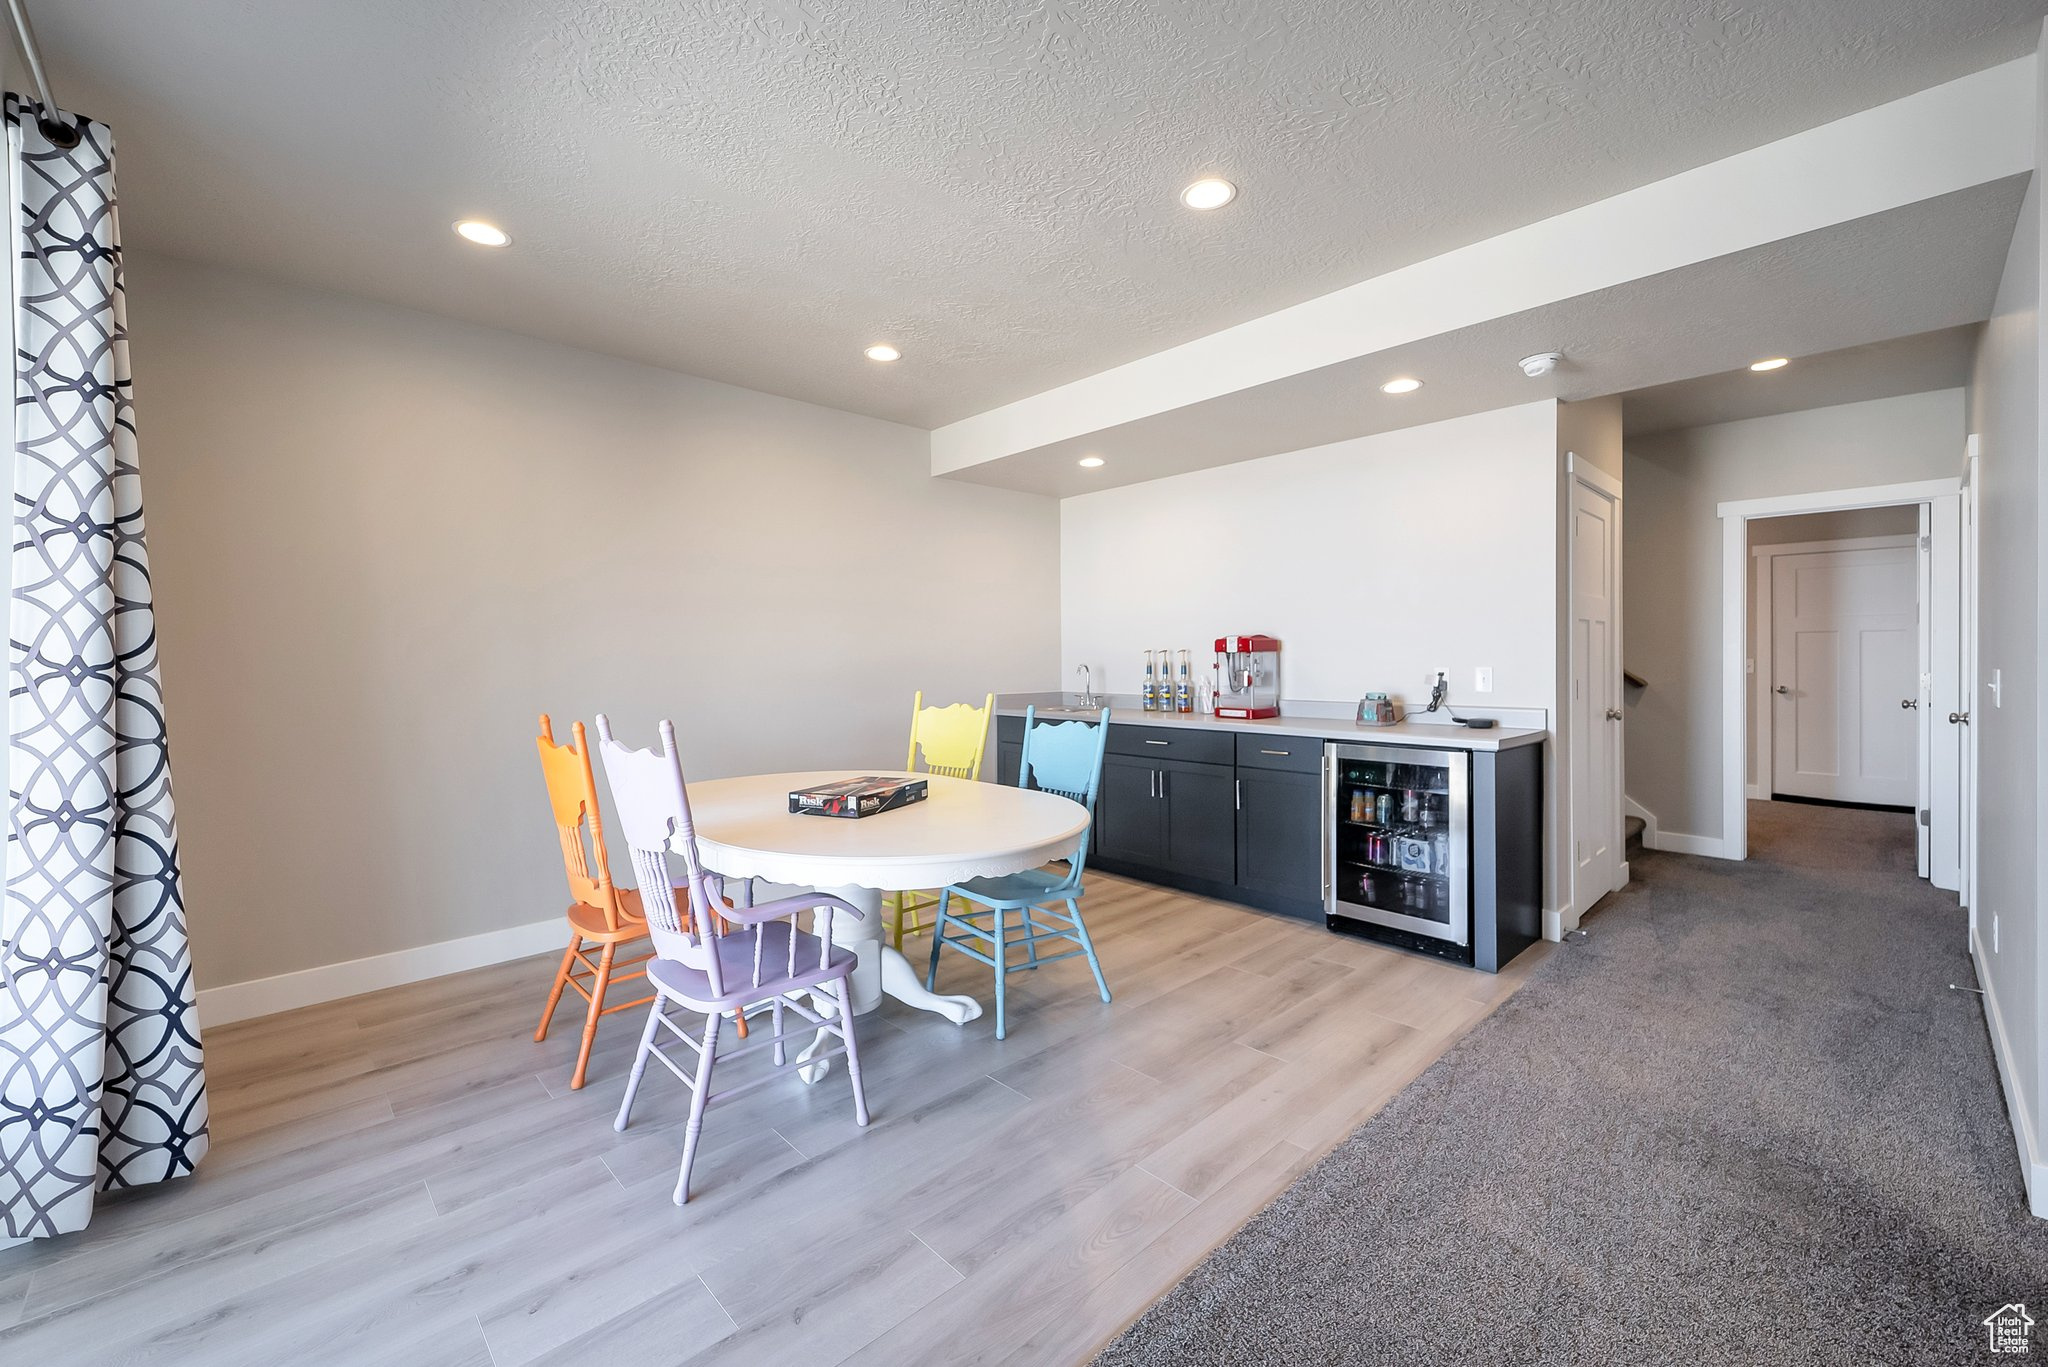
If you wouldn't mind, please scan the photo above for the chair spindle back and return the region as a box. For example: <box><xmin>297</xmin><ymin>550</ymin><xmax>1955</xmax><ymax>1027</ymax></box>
<box><xmin>595</xmin><ymin>715</ymin><xmax>838</xmax><ymax>996</ymax></box>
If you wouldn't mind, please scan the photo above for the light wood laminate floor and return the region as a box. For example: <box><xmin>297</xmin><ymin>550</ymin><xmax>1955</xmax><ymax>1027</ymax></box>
<box><xmin>0</xmin><ymin>873</ymin><xmax>1545</xmax><ymax>1366</ymax></box>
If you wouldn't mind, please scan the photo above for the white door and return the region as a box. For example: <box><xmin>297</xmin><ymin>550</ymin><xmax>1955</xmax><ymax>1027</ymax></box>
<box><xmin>1570</xmin><ymin>471</ymin><xmax>1622</xmax><ymax>909</ymax></box>
<box><xmin>1770</xmin><ymin>546</ymin><xmax>1919</xmax><ymax>806</ymax></box>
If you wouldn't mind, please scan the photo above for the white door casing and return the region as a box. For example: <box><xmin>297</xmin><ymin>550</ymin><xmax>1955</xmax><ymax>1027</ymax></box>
<box><xmin>1958</xmin><ymin>449</ymin><xmax>1979</xmax><ymax>917</ymax></box>
<box><xmin>1569</xmin><ymin>460</ymin><xmax>1624</xmax><ymax>912</ymax></box>
<box><xmin>1717</xmin><ymin>478</ymin><xmax>1964</xmax><ymax>866</ymax></box>
<box><xmin>1916</xmin><ymin>504</ymin><xmax>1931</xmax><ymax>877</ymax></box>
<box><xmin>1769</xmin><ymin>545</ymin><xmax>1919</xmax><ymax>806</ymax></box>
<box><xmin>1927</xmin><ymin>492</ymin><xmax>1962</xmax><ymax>892</ymax></box>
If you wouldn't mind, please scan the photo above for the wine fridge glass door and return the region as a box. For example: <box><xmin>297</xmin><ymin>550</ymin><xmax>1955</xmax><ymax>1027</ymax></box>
<box><xmin>1326</xmin><ymin>742</ymin><xmax>1470</xmax><ymax>946</ymax></box>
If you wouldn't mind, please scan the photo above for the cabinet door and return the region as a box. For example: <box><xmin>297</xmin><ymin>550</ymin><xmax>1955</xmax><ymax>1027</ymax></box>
<box><xmin>1096</xmin><ymin>753</ymin><xmax>1166</xmax><ymax>868</ymax></box>
<box><xmin>1236</xmin><ymin>767</ymin><xmax>1323</xmax><ymax>911</ymax></box>
<box><xmin>1161</xmin><ymin>759</ymin><xmax>1236</xmax><ymax>883</ymax></box>
<box><xmin>997</xmin><ymin>741</ymin><xmax>1022</xmax><ymax>789</ymax></box>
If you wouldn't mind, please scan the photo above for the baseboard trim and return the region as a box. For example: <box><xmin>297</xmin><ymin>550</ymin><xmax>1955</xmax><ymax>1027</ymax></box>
<box><xmin>1745</xmin><ymin>782</ymin><xmax>1768</xmax><ymax>801</ymax></box>
<box><xmin>1973</xmin><ymin>934</ymin><xmax>2048</xmax><ymax>1219</ymax></box>
<box><xmin>197</xmin><ymin>917</ymin><xmax>566</xmax><ymax>1028</ymax></box>
<box><xmin>1642</xmin><ymin>829</ymin><xmax>1730</xmax><ymax>859</ymax></box>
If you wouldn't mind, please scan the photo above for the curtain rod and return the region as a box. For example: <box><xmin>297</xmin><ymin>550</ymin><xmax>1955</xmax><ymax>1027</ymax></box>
<box><xmin>5</xmin><ymin>0</ymin><xmax>78</xmax><ymax>148</ymax></box>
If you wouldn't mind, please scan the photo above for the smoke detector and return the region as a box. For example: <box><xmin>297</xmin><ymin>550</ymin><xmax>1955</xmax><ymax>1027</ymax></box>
<box><xmin>1518</xmin><ymin>351</ymin><xmax>1564</xmax><ymax>378</ymax></box>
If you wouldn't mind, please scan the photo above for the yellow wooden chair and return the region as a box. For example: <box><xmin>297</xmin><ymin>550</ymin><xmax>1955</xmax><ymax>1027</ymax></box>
<box><xmin>887</xmin><ymin>691</ymin><xmax>994</xmax><ymax>948</ymax></box>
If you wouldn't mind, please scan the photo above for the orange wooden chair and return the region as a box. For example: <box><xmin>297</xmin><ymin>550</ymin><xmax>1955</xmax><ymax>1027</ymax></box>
<box><xmin>535</xmin><ymin>715</ymin><xmax>746</xmax><ymax>1089</ymax></box>
<box><xmin>534</xmin><ymin>714</ymin><xmax>659</xmax><ymax>1090</ymax></box>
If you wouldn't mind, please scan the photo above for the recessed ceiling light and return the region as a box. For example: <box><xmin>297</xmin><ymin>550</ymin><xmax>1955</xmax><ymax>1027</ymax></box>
<box><xmin>1749</xmin><ymin>357</ymin><xmax>1789</xmax><ymax>372</ymax></box>
<box><xmin>1180</xmin><ymin>177</ymin><xmax>1237</xmax><ymax>211</ymax></box>
<box><xmin>453</xmin><ymin>220</ymin><xmax>511</xmax><ymax>247</ymax></box>
<box><xmin>1078</xmin><ymin>456</ymin><xmax>1105</xmax><ymax>468</ymax></box>
<box><xmin>863</xmin><ymin>344</ymin><xmax>901</xmax><ymax>362</ymax></box>
<box><xmin>1379</xmin><ymin>377</ymin><xmax>1423</xmax><ymax>395</ymax></box>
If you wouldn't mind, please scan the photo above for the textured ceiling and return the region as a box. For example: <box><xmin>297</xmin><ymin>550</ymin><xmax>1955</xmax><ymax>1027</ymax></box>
<box><xmin>942</xmin><ymin>179</ymin><xmax>2022</xmax><ymax>496</ymax></box>
<box><xmin>1622</xmin><ymin>324</ymin><xmax>1981</xmax><ymax>437</ymax></box>
<box><xmin>34</xmin><ymin>0</ymin><xmax>2046</xmax><ymax>427</ymax></box>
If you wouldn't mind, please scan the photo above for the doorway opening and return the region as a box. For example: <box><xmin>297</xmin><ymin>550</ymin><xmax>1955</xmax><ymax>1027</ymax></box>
<box><xmin>1717</xmin><ymin>477</ymin><xmax>1965</xmax><ymax>893</ymax></box>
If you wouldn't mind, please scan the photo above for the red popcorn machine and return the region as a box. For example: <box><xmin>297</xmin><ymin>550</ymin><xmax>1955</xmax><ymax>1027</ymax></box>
<box><xmin>1214</xmin><ymin>635</ymin><xmax>1280</xmax><ymax>718</ymax></box>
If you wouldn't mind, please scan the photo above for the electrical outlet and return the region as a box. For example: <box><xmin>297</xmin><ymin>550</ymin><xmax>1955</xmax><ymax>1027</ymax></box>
<box><xmin>1431</xmin><ymin>666</ymin><xmax>1449</xmax><ymax>688</ymax></box>
<box><xmin>1474</xmin><ymin>666</ymin><xmax>1493</xmax><ymax>693</ymax></box>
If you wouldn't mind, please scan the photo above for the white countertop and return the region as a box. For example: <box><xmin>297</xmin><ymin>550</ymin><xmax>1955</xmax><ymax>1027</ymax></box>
<box><xmin>996</xmin><ymin>694</ymin><xmax>1546</xmax><ymax>752</ymax></box>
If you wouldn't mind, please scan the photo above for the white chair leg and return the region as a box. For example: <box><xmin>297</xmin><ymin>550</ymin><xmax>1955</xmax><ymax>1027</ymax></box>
<box><xmin>614</xmin><ymin>997</ymin><xmax>664</xmax><ymax>1132</ymax></box>
<box><xmin>772</xmin><ymin>994</ymin><xmax>786</xmax><ymax>1068</ymax></box>
<box><xmin>674</xmin><ymin>1010</ymin><xmax>721</xmax><ymax>1206</ymax></box>
<box><xmin>836</xmin><ymin>978</ymin><xmax>869</xmax><ymax>1127</ymax></box>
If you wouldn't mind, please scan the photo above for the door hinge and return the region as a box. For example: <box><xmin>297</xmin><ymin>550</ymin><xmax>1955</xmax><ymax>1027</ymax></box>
<box><xmin>1918</xmin><ymin>808</ymin><xmax>1931</xmax><ymax>827</ymax></box>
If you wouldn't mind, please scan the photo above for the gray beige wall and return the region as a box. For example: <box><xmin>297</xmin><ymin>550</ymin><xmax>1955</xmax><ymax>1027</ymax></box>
<box><xmin>1622</xmin><ymin>389</ymin><xmax>1966</xmax><ymax>842</ymax></box>
<box><xmin>1966</xmin><ymin>97</ymin><xmax>2046</xmax><ymax>1201</ymax></box>
<box><xmin>124</xmin><ymin>252</ymin><xmax>1062</xmax><ymax>991</ymax></box>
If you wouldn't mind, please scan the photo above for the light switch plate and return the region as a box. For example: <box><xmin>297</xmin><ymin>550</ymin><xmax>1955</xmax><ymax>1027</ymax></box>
<box><xmin>1474</xmin><ymin>666</ymin><xmax>1493</xmax><ymax>693</ymax></box>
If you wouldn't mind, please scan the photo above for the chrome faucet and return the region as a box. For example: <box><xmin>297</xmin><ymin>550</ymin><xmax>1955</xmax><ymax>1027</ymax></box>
<box><xmin>1075</xmin><ymin>664</ymin><xmax>1097</xmax><ymax>707</ymax></box>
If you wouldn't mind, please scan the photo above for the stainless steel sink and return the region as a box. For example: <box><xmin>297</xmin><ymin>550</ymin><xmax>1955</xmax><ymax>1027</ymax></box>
<box><xmin>1032</xmin><ymin>704</ymin><xmax>1106</xmax><ymax>719</ymax></box>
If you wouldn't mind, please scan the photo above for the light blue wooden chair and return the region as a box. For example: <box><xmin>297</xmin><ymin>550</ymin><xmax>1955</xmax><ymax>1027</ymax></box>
<box><xmin>924</xmin><ymin>705</ymin><xmax>1112</xmax><ymax>1039</ymax></box>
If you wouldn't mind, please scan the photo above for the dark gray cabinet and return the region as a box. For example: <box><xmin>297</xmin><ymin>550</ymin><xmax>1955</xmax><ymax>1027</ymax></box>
<box><xmin>995</xmin><ymin>712</ymin><xmax>1539</xmax><ymax>960</ymax></box>
<box><xmin>999</xmin><ymin>713</ymin><xmax>1315</xmax><ymax>916</ymax></box>
<box><xmin>1235</xmin><ymin>767</ymin><xmax>1322</xmax><ymax>910</ymax></box>
<box><xmin>1160</xmin><ymin>757</ymin><xmax>1236</xmax><ymax>883</ymax></box>
<box><xmin>1092</xmin><ymin>751</ymin><xmax>1235</xmax><ymax>883</ymax></box>
<box><xmin>1230</xmin><ymin>734</ymin><xmax>1324</xmax><ymax>918</ymax></box>
<box><xmin>1095</xmin><ymin>751</ymin><xmax>1166</xmax><ymax>866</ymax></box>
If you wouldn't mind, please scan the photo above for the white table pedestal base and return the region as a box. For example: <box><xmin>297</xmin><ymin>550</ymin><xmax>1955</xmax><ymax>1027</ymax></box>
<box><xmin>797</xmin><ymin>884</ymin><xmax>982</xmax><ymax>1084</ymax></box>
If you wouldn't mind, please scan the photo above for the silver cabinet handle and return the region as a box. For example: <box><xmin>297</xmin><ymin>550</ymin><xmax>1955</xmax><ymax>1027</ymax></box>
<box><xmin>1148</xmin><ymin>769</ymin><xmax>1156</xmax><ymax>798</ymax></box>
<box><xmin>1235</xmin><ymin>778</ymin><xmax>1242</xmax><ymax>810</ymax></box>
<box><xmin>1949</xmin><ymin>711</ymin><xmax>1971</xmax><ymax>725</ymax></box>
<box><xmin>1901</xmin><ymin>699</ymin><xmax>1918</xmax><ymax>709</ymax></box>
<box><xmin>1143</xmin><ymin>738</ymin><xmax>1170</xmax><ymax>746</ymax></box>
<box><xmin>1259</xmin><ymin>748</ymin><xmax>1290</xmax><ymax>756</ymax></box>
<box><xmin>1159</xmin><ymin>768</ymin><xmax>1168</xmax><ymax>799</ymax></box>
<box><xmin>1774</xmin><ymin>685</ymin><xmax>1790</xmax><ymax>695</ymax></box>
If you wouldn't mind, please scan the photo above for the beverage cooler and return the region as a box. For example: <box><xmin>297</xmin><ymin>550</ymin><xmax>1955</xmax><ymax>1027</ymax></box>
<box><xmin>1324</xmin><ymin>740</ymin><xmax>1543</xmax><ymax>972</ymax></box>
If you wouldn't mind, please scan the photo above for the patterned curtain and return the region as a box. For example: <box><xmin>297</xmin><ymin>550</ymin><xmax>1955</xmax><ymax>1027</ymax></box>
<box><xmin>0</xmin><ymin>97</ymin><xmax>206</xmax><ymax>1240</ymax></box>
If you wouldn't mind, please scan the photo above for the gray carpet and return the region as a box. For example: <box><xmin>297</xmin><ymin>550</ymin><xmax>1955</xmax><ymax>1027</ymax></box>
<box><xmin>1095</xmin><ymin>801</ymin><xmax>2048</xmax><ymax>1366</ymax></box>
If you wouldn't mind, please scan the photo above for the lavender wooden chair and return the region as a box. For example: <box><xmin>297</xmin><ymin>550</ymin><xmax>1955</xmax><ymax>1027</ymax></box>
<box><xmin>924</xmin><ymin>705</ymin><xmax>1112</xmax><ymax>1039</ymax></box>
<box><xmin>595</xmin><ymin>715</ymin><xmax>869</xmax><ymax>1205</ymax></box>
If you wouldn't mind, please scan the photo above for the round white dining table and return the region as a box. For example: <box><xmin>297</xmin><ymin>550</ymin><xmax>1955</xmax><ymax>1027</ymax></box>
<box><xmin>680</xmin><ymin>770</ymin><xmax>1090</xmax><ymax>1081</ymax></box>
